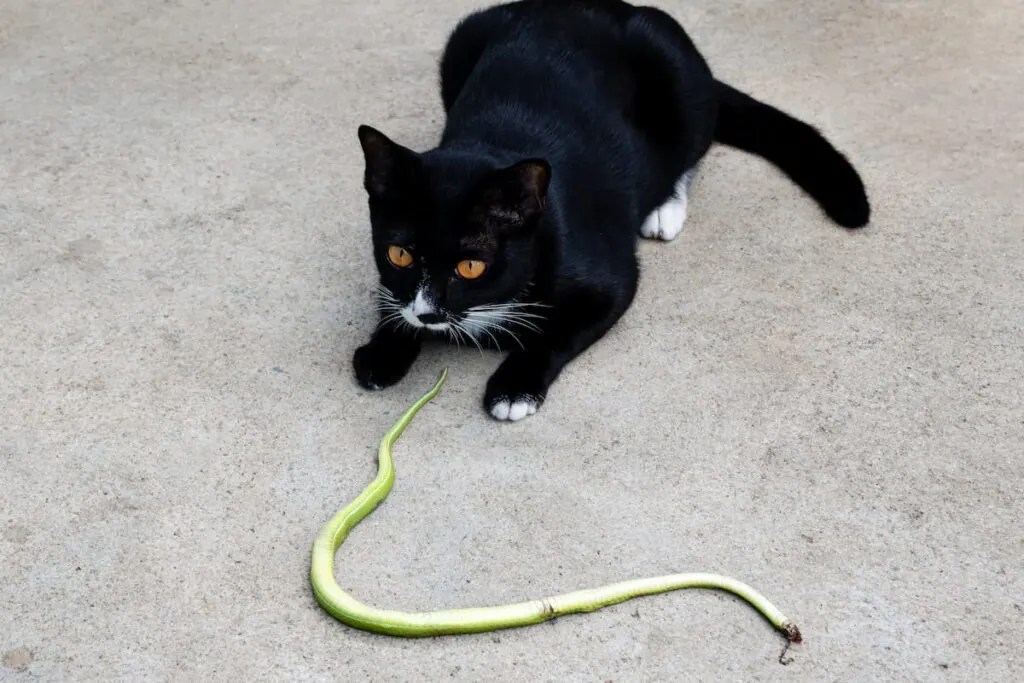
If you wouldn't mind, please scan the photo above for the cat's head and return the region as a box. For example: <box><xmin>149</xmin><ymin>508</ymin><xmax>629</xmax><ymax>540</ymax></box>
<box><xmin>357</xmin><ymin>124</ymin><xmax>550</xmax><ymax>338</ymax></box>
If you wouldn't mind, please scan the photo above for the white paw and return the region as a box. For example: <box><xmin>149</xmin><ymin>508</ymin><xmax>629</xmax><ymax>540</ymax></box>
<box><xmin>490</xmin><ymin>397</ymin><xmax>539</xmax><ymax>421</ymax></box>
<box><xmin>640</xmin><ymin>194</ymin><xmax>688</xmax><ymax>241</ymax></box>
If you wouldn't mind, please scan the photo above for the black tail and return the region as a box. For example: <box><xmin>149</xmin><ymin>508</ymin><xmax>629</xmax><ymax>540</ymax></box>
<box><xmin>713</xmin><ymin>80</ymin><xmax>870</xmax><ymax>228</ymax></box>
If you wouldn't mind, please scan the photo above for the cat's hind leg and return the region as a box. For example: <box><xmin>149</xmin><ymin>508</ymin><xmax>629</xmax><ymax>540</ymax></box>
<box><xmin>639</xmin><ymin>165</ymin><xmax>697</xmax><ymax>241</ymax></box>
<box><xmin>626</xmin><ymin>5</ymin><xmax>716</xmax><ymax>241</ymax></box>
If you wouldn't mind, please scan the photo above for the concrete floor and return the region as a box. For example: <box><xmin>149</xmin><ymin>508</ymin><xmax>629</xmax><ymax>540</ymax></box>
<box><xmin>2</xmin><ymin>0</ymin><xmax>1022</xmax><ymax>680</ymax></box>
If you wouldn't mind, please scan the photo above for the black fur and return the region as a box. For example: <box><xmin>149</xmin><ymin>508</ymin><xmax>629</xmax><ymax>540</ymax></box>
<box><xmin>352</xmin><ymin>0</ymin><xmax>870</xmax><ymax>420</ymax></box>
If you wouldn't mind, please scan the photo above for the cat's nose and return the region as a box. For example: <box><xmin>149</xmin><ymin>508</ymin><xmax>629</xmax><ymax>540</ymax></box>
<box><xmin>417</xmin><ymin>312</ymin><xmax>446</xmax><ymax>325</ymax></box>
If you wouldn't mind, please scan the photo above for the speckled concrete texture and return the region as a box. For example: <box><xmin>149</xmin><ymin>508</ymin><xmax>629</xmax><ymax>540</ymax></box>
<box><xmin>2</xmin><ymin>0</ymin><xmax>1022</xmax><ymax>680</ymax></box>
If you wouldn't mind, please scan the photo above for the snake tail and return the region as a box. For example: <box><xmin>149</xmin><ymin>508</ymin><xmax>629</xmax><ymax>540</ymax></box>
<box><xmin>310</xmin><ymin>368</ymin><xmax>801</xmax><ymax>642</ymax></box>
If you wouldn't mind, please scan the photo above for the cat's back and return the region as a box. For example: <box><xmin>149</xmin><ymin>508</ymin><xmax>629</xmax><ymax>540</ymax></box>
<box><xmin>444</xmin><ymin>0</ymin><xmax>640</xmax><ymax>120</ymax></box>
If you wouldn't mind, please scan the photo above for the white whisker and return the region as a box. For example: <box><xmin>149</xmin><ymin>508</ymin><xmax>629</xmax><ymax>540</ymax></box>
<box><xmin>375</xmin><ymin>315</ymin><xmax>399</xmax><ymax>330</ymax></box>
<box><xmin>373</xmin><ymin>284</ymin><xmax>399</xmax><ymax>303</ymax></box>
<box><xmin>478</xmin><ymin>325</ymin><xmax>504</xmax><ymax>352</ymax></box>
<box><xmin>498</xmin><ymin>315</ymin><xmax>543</xmax><ymax>334</ymax></box>
<box><xmin>469</xmin><ymin>300</ymin><xmax>551</xmax><ymax>310</ymax></box>
<box><xmin>493</xmin><ymin>324</ymin><xmax>526</xmax><ymax>350</ymax></box>
<box><xmin>472</xmin><ymin>317</ymin><xmax>526</xmax><ymax>350</ymax></box>
<box><xmin>447</xmin><ymin>323</ymin><xmax>463</xmax><ymax>350</ymax></box>
<box><xmin>468</xmin><ymin>309</ymin><xmax>543</xmax><ymax>337</ymax></box>
<box><xmin>462</xmin><ymin>301</ymin><xmax>549</xmax><ymax>351</ymax></box>
<box><xmin>467</xmin><ymin>308</ymin><xmax>546</xmax><ymax>319</ymax></box>
<box><xmin>453</xmin><ymin>319</ymin><xmax>485</xmax><ymax>356</ymax></box>
<box><xmin>462</xmin><ymin>316</ymin><xmax>503</xmax><ymax>352</ymax></box>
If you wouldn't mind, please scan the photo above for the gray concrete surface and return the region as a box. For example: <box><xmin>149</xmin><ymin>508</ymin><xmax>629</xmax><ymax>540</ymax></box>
<box><xmin>2</xmin><ymin>0</ymin><xmax>1022</xmax><ymax>680</ymax></box>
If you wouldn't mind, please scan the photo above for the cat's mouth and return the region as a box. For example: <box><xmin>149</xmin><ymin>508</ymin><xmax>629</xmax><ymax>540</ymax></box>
<box><xmin>399</xmin><ymin>298</ymin><xmax>452</xmax><ymax>331</ymax></box>
<box><xmin>400</xmin><ymin>311</ymin><xmax>450</xmax><ymax>331</ymax></box>
<box><xmin>422</xmin><ymin>320</ymin><xmax>451</xmax><ymax>332</ymax></box>
<box><xmin>394</xmin><ymin>286</ymin><xmax>439</xmax><ymax>328</ymax></box>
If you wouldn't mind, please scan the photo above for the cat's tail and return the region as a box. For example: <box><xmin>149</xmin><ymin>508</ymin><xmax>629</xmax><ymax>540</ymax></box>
<box><xmin>713</xmin><ymin>80</ymin><xmax>870</xmax><ymax>228</ymax></box>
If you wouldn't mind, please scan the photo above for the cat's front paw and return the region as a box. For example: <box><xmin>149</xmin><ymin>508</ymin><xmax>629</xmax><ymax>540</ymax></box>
<box><xmin>352</xmin><ymin>335</ymin><xmax>420</xmax><ymax>391</ymax></box>
<box><xmin>484</xmin><ymin>357</ymin><xmax>547</xmax><ymax>421</ymax></box>
<box><xmin>488</xmin><ymin>394</ymin><xmax>543</xmax><ymax>421</ymax></box>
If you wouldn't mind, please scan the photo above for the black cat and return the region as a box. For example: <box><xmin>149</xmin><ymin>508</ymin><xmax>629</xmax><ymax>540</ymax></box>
<box><xmin>352</xmin><ymin>0</ymin><xmax>870</xmax><ymax>421</ymax></box>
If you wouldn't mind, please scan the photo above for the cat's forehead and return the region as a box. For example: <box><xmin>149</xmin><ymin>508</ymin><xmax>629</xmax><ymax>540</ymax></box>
<box><xmin>381</xmin><ymin>206</ymin><xmax>492</xmax><ymax>260</ymax></box>
<box><xmin>415</xmin><ymin>161</ymin><xmax>498</xmax><ymax>248</ymax></box>
<box><xmin>368</xmin><ymin>150</ymin><xmax>499</xmax><ymax>257</ymax></box>
<box><xmin>417</xmin><ymin>218</ymin><xmax>496</xmax><ymax>258</ymax></box>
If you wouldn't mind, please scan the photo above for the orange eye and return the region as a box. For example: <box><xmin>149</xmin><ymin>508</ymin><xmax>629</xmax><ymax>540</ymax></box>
<box><xmin>387</xmin><ymin>245</ymin><xmax>413</xmax><ymax>268</ymax></box>
<box><xmin>455</xmin><ymin>259</ymin><xmax>487</xmax><ymax>280</ymax></box>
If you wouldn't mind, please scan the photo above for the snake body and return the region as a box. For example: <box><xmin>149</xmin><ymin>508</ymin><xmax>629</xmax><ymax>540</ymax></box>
<box><xmin>310</xmin><ymin>368</ymin><xmax>801</xmax><ymax>642</ymax></box>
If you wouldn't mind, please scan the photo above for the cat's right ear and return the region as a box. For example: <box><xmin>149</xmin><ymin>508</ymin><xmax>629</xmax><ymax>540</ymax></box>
<box><xmin>472</xmin><ymin>159</ymin><xmax>551</xmax><ymax>233</ymax></box>
<box><xmin>357</xmin><ymin>125</ymin><xmax>419</xmax><ymax>199</ymax></box>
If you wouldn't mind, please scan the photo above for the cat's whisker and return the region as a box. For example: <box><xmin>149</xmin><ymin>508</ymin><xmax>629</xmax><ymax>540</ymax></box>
<box><xmin>373</xmin><ymin>284</ymin><xmax>400</xmax><ymax>304</ymax></box>
<box><xmin>480</xmin><ymin>312</ymin><xmax>547</xmax><ymax>325</ymax></box>
<box><xmin>446</xmin><ymin>324</ymin><xmax>463</xmax><ymax>350</ymax></box>
<box><xmin>476</xmin><ymin>324</ymin><xmax>504</xmax><ymax>353</ymax></box>
<box><xmin>375</xmin><ymin>309</ymin><xmax>405</xmax><ymax>330</ymax></box>
<box><xmin>448</xmin><ymin>319</ymin><xmax>468</xmax><ymax>351</ymax></box>
<box><xmin>378</xmin><ymin>304</ymin><xmax>400</xmax><ymax>318</ymax></box>
<box><xmin>471</xmin><ymin>298</ymin><xmax>550</xmax><ymax>307</ymax></box>
<box><xmin>469</xmin><ymin>315</ymin><xmax>526</xmax><ymax>350</ymax></box>
<box><xmin>460</xmin><ymin>316</ymin><xmax>500</xmax><ymax>353</ymax></box>
<box><xmin>468</xmin><ymin>303</ymin><xmax>549</xmax><ymax>315</ymax></box>
<box><xmin>500</xmin><ymin>315</ymin><xmax>543</xmax><ymax>334</ymax></box>
<box><xmin>466</xmin><ymin>305</ymin><xmax>548</xmax><ymax>335</ymax></box>
<box><xmin>453</xmin><ymin>319</ymin><xmax>486</xmax><ymax>356</ymax></box>
<box><xmin>448</xmin><ymin>322</ymin><xmax>464</xmax><ymax>348</ymax></box>
<box><xmin>468</xmin><ymin>308</ymin><xmax>544</xmax><ymax>338</ymax></box>
<box><xmin>494</xmin><ymin>324</ymin><xmax>526</xmax><ymax>350</ymax></box>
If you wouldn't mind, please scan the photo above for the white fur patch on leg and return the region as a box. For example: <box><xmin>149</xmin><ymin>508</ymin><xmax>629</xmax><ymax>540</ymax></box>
<box><xmin>640</xmin><ymin>196</ymin><xmax>687</xmax><ymax>241</ymax></box>
<box><xmin>490</xmin><ymin>396</ymin><xmax>539</xmax><ymax>421</ymax></box>
<box><xmin>640</xmin><ymin>168</ymin><xmax>695</xmax><ymax>241</ymax></box>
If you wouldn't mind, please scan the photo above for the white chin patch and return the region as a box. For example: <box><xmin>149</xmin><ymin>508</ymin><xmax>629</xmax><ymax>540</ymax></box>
<box><xmin>490</xmin><ymin>397</ymin><xmax>539</xmax><ymax>421</ymax></box>
<box><xmin>426</xmin><ymin>322</ymin><xmax>449</xmax><ymax>332</ymax></box>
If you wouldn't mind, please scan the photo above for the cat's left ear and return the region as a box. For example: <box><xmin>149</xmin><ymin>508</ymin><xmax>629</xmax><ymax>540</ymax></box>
<box><xmin>357</xmin><ymin>124</ymin><xmax>420</xmax><ymax>200</ymax></box>
<box><xmin>473</xmin><ymin>159</ymin><xmax>551</xmax><ymax>232</ymax></box>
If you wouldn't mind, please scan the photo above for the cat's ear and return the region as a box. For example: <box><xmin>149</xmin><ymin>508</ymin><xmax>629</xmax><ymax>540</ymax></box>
<box><xmin>474</xmin><ymin>159</ymin><xmax>551</xmax><ymax>231</ymax></box>
<box><xmin>357</xmin><ymin>125</ymin><xmax>420</xmax><ymax>199</ymax></box>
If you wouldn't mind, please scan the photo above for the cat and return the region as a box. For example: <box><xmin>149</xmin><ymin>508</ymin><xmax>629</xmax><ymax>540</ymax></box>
<box><xmin>351</xmin><ymin>0</ymin><xmax>870</xmax><ymax>421</ymax></box>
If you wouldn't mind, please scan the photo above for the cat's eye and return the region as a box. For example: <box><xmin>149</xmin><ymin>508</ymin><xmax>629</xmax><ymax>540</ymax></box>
<box><xmin>455</xmin><ymin>259</ymin><xmax>487</xmax><ymax>280</ymax></box>
<box><xmin>387</xmin><ymin>245</ymin><xmax>414</xmax><ymax>268</ymax></box>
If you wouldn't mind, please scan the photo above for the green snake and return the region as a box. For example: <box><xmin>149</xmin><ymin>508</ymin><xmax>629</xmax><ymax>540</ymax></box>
<box><xmin>310</xmin><ymin>368</ymin><xmax>801</xmax><ymax>642</ymax></box>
